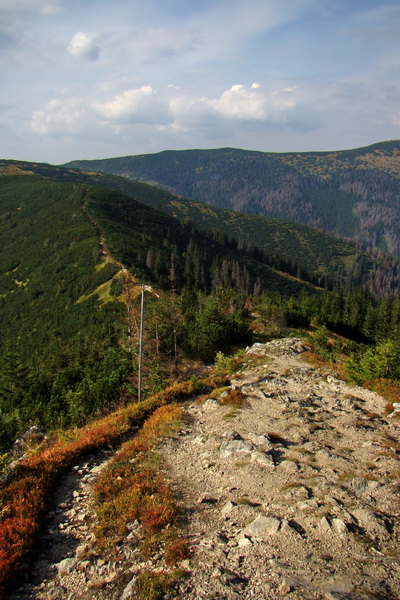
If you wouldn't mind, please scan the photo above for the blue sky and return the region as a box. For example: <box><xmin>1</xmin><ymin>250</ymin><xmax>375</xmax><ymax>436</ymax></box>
<box><xmin>1</xmin><ymin>0</ymin><xmax>400</xmax><ymax>163</ymax></box>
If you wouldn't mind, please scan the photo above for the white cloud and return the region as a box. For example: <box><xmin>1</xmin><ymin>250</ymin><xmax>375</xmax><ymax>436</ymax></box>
<box><xmin>30</xmin><ymin>98</ymin><xmax>85</xmax><ymax>135</ymax></box>
<box><xmin>95</xmin><ymin>86</ymin><xmax>170</xmax><ymax>124</ymax></box>
<box><xmin>68</xmin><ymin>31</ymin><xmax>101</xmax><ymax>61</ymax></box>
<box><xmin>205</xmin><ymin>83</ymin><xmax>295</xmax><ymax>121</ymax></box>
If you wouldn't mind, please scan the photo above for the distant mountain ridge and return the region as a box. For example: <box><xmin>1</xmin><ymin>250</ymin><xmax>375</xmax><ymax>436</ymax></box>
<box><xmin>2</xmin><ymin>158</ymin><xmax>396</xmax><ymax>296</ymax></box>
<box><xmin>64</xmin><ymin>140</ymin><xmax>400</xmax><ymax>256</ymax></box>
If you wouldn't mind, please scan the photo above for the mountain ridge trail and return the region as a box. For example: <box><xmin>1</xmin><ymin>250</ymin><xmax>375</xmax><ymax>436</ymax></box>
<box><xmin>7</xmin><ymin>338</ymin><xmax>400</xmax><ymax>599</ymax></box>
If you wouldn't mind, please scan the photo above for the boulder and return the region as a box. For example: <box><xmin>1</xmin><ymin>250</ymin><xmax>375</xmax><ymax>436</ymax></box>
<box><xmin>242</xmin><ymin>515</ymin><xmax>281</xmax><ymax>539</ymax></box>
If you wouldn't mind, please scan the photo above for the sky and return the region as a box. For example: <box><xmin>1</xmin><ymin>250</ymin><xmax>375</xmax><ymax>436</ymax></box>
<box><xmin>1</xmin><ymin>0</ymin><xmax>400</xmax><ymax>163</ymax></box>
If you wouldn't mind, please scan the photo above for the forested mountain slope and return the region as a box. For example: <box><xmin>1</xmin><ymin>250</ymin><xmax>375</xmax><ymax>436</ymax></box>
<box><xmin>0</xmin><ymin>169</ymin><xmax>320</xmax><ymax>449</ymax></box>
<box><xmin>64</xmin><ymin>140</ymin><xmax>400</xmax><ymax>256</ymax></box>
<box><xmin>2</xmin><ymin>159</ymin><xmax>398</xmax><ymax>296</ymax></box>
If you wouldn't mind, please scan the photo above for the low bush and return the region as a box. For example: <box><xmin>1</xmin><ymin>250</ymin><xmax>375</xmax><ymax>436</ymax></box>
<box><xmin>0</xmin><ymin>375</ymin><xmax>224</xmax><ymax>593</ymax></box>
<box><xmin>93</xmin><ymin>404</ymin><xmax>182</xmax><ymax>548</ymax></box>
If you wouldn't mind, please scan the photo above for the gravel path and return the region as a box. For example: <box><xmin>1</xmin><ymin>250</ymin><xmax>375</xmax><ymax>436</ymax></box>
<box><xmin>6</xmin><ymin>339</ymin><xmax>400</xmax><ymax>600</ymax></box>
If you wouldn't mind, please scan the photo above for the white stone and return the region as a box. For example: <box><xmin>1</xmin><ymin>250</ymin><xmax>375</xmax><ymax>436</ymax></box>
<box><xmin>202</xmin><ymin>398</ymin><xmax>219</xmax><ymax>410</ymax></box>
<box><xmin>219</xmin><ymin>439</ymin><xmax>254</xmax><ymax>457</ymax></box>
<box><xmin>242</xmin><ymin>515</ymin><xmax>281</xmax><ymax>539</ymax></box>
<box><xmin>56</xmin><ymin>558</ymin><xmax>77</xmax><ymax>577</ymax></box>
<box><xmin>238</xmin><ymin>536</ymin><xmax>252</xmax><ymax>548</ymax></box>
<box><xmin>250</xmin><ymin>450</ymin><xmax>275</xmax><ymax>467</ymax></box>
<box><xmin>332</xmin><ymin>518</ymin><xmax>348</xmax><ymax>536</ymax></box>
<box><xmin>319</xmin><ymin>517</ymin><xmax>331</xmax><ymax>532</ymax></box>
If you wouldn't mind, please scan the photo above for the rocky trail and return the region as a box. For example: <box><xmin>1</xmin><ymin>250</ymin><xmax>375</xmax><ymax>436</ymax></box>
<box><xmin>7</xmin><ymin>339</ymin><xmax>400</xmax><ymax>600</ymax></box>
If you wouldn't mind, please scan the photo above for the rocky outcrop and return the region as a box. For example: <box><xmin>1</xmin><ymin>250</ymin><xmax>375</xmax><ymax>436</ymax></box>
<box><xmin>157</xmin><ymin>339</ymin><xmax>400</xmax><ymax>599</ymax></box>
<box><xmin>7</xmin><ymin>339</ymin><xmax>400</xmax><ymax>600</ymax></box>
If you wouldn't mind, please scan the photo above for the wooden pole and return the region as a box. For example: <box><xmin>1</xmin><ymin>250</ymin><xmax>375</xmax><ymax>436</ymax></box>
<box><xmin>138</xmin><ymin>287</ymin><xmax>144</xmax><ymax>402</ymax></box>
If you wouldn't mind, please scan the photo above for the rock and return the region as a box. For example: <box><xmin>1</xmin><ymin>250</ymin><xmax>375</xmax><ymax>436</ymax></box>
<box><xmin>320</xmin><ymin>517</ymin><xmax>331</xmax><ymax>532</ymax></box>
<box><xmin>387</xmin><ymin>402</ymin><xmax>400</xmax><ymax>417</ymax></box>
<box><xmin>280</xmin><ymin>519</ymin><xmax>294</xmax><ymax>534</ymax></box>
<box><xmin>284</xmin><ymin>485</ymin><xmax>309</xmax><ymax>500</ymax></box>
<box><xmin>219</xmin><ymin>439</ymin><xmax>255</xmax><ymax>457</ymax></box>
<box><xmin>248</xmin><ymin>432</ymin><xmax>273</xmax><ymax>449</ymax></box>
<box><xmin>250</xmin><ymin>450</ymin><xmax>275</xmax><ymax>467</ymax></box>
<box><xmin>120</xmin><ymin>576</ymin><xmax>136</xmax><ymax>600</ymax></box>
<box><xmin>223</xmin><ymin>430</ymin><xmax>243</xmax><ymax>440</ymax></box>
<box><xmin>245</xmin><ymin>342</ymin><xmax>265</xmax><ymax>355</ymax></box>
<box><xmin>350</xmin><ymin>477</ymin><xmax>369</xmax><ymax>496</ymax></box>
<box><xmin>202</xmin><ymin>398</ymin><xmax>219</xmax><ymax>410</ymax></box>
<box><xmin>12</xmin><ymin>426</ymin><xmax>47</xmax><ymax>456</ymax></box>
<box><xmin>326</xmin><ymin>375</ymin><xmax>340</xmax><ymax>384</ymax></box>
<box><xmin>56</xmin><ymin>558</ymin><xmax>77</xmax><ymax>577</ymax></box>
<box><xmin>238</xmin><ymin>536</ymin><xmax>252</xmax><ymax>548</ymax></box>
<box><xmin>351</xmin><ymin>509</ymin><xmax>388</xmax><ymax>537</ymax></box>
<box><xmin>299</xmin><ymin>499</ymin><xmax>318</xmax><ymax>511</ymax></box>
<box><xmin>282</xmin><ymin>574</ymin><xmax>311</xmax><ymax>591</ymax></box>
<box><xmin>320</xmin><ymin>576</ymin><xmax>354</xmax><ymax>594</ymax></box>
<box><xmin>332</xmin><ymin>518</ymin><xmax>348</xmax><ymax>536</ymax></box>
<box><xmin>278</xmin><ymin>460</ymin><xmax>299</xmax><ymax>473</ymax></box>
<box><xmin>242</xmin><ymin>515</ymin><xmax>281</xmax><ymax>539</ymax></box>
<box><xmin>221</xmin><ymin>500</ymin><xmax>237</xmax><ymax>515</ymax></box>
<box><xmin>278</xmin><ymin>581</ymin><xmax>291</xmax><ymax>596</ymax></box>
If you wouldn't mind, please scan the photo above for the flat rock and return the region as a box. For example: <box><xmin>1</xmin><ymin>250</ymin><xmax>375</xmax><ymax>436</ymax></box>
<box><xmin>202</xmin><ymin>399</ymin><xmax>220</xmax><ymax>410</ymax></box>
<box><xmin>56</xmin><ymin>558</ymin><xmax>77</xmax><ymax>577</ymax></box>
<box><xmin>332</xmin><ymin>518</ymin><xmax>348</xmax><ymax>536</ymax></box>
<box><xmin>219</xmin><ymin>439</ymin><xmax>255</xmax><ymax>457</ymax></box>
<box><xmin>247</xmin><ymin>432</ymin><xmax>273</xmax><ymax>448</ymax></box>
<box><xmin>250</xmin><ymin>450</ymin><xmax>275</xmax><ymax>467</ymax></box>
<box><xmin>319</xmin><ymin>576</ymin><xmax>354</xmax><ymax>594</ymax></box>
<box><xmin>351</xmin><ymin>509</ymin><xmax>388</xmax><ymax>537</ymax></box>
<box><xmin>242</xmin><ymin>515</ymin><xmax>281</xmax><ymax>538</ymax></box>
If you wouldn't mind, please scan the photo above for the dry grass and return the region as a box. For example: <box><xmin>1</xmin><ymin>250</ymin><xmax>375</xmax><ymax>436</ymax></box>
<box><xmin>0</xmin><ymin>374</ymin><xmax>227</xmax><ymax>594</ymax></box>
<box><xmin>219</xmin><ymin>388</ymin><xmax>248</xmax><ymax>408</ymax></box>
<box><xmin>135</xmin><ymin>568</ymin><xmax>186</xmax><ymax>600</ymax></box>
<box><xmin>93</xmin><ymin>403</ymin><xmax>182</xmax><ymax>547</ymax></box>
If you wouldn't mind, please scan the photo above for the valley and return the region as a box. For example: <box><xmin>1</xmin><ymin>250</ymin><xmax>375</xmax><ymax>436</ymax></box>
<box><xmin>1</xmin><ymin>142</ymin><xmax>400</xmax><ymax>599</ymax></box>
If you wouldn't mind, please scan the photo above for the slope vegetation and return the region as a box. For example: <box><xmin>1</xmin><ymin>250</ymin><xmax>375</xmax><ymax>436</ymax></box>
<box><xmin>1</xmin><ymin>159</ymin><xmax>391</xmax><ymax>294</ymax></box>
<box><xmin>0</xmin><ymin>169</ymin><xmax>320</xmax><ymax>449</ymax></box>
<box><xmin>65</xmin><ymin>141</ymin><xmax>400</xmax><ymax>256</ymax></box>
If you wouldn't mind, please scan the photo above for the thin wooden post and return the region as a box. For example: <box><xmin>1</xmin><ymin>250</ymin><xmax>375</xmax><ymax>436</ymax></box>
<box><xmin>138</xmin><ymin>287</ymin><xmax>145</xmax><ymax>402</ymax></box>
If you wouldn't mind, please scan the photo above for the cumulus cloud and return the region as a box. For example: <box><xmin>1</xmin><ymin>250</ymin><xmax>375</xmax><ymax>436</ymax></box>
<box><xmin>30</xmin><ymin>98</ymin><xmax>85</xmax><ymax>135</ymax></box>
<box><xmin>26</xmin><ymin>79</ymin><xmax>353</xmax><ymax>150</ymax></box>
<box><xmin>204</xmin><ymin>83</ymin><xmax>296</xmax><ymax>122</ymax></box>
<box><xmin>68</xmin><ymin>32</ymin><xmax>101</xmax><ymax>61</ymax></box>
<box><xmin>94</xmin><ymin>86</ymin><xmax>170</xmax><ymax>124</ymax></box>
